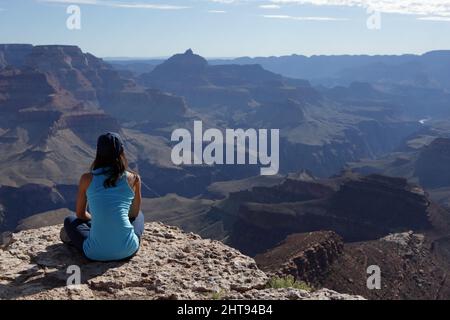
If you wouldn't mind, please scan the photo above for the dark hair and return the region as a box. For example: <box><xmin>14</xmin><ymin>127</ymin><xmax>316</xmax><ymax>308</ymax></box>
<box><xmin>91</xmin><ymin>132</ymin><xmax>128</xmax><ymax>188</ymax></box>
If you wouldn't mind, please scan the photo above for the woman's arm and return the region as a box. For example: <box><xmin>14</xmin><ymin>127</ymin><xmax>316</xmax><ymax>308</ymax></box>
<box><xmin>129</xmin><ymin>174</ymin><xmax>142</xmax><ymax>219</ymax></box>
<box><xmin>76</xmin><ymin>173</ymin><xmax>92</xmax><ymax>221</ymax></box>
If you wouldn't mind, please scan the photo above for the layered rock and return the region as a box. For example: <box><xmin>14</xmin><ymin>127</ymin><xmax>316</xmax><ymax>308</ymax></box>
<box><xmin>253</xmin><ymin>230</ymin><xmax>450</xmax><ymax>300</ymax></box>
<box><xmin>224</xmin><ymin>173</ymin><xmax>437</xmax><ymax>255</ymax></box>
<box><xmin>0</xmin><ymin>45</ymin><xmax>193</xmax><ymax>229</ymax></box>
<box><xmin>322</xmin><ymin>231</ymin><xmax>450</xmax><ymax>300</ymax></box>
<box><xmin>0</xmin><ymin>69</ymin><xmax>57</xmax><ymax>111</ymax></box>
<box><xmin>138</xmin><ymin>49</ymin><xmax>312</xmax><ymax>113</ymax></box>
<box><xmin>142</xmin><ymin>49</ymin><xmax>209</xmax><ymax>88</ymax></box>
<box><xmin>140</xmin><ymin>49</ymin><xmax>286</xmax><ymax>91</ymax></box>
<box><xmin>138</xmin><ymin>50</ymin><xmax>422</xmax><ymax>178</ymax></box>
<box><xmin>23</xmin><ymin>46</ymin><xmax>100</xmax><ymax>102</ymax></box>
<box><xmin>329</xmin><ymin>174</ymin><xmax>432</xmax><ymax>235</ymax></box>
<box><xmin>0</xmin><ymin>223</ymin><xmax>363</xmax><ymax>300</ymax></box>
<box><xmin>54</xmin><ymin>112</ymin><xmax>121</xmax><ymax>147</ymax></box>
<box><xmin>98</xmin><ymin>88</ymin><xmax>187</xmax><ymax>124</ymax></box>
<box><xmin>1</xmin><ymin>44</ymin><xmax>188</xmax><ymax>124</ymax></box>
<box><xmin>24</xmin><ymin>45</ymin><xmax>125</xmax><ymax>98</ymax></box>
<box><xmin>255</xmin><ymin>231</ymin><xmax>344</xmax><ymax>284</ymax></box>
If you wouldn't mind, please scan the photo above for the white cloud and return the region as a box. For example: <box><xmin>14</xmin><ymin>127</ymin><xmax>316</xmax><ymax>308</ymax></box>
<box><xmin>40</xmin><ymin>0</ymin><xmax>450</xmax><ymax>19</ymax></box>
<box><xmin>206</xmin><ymin>0</ymin><xmax>450</xmax><ymax>19</ymax></box>
<box><xmin>39</xmin><ymin>0</ymin><xmax>190</xmax><ymax>10</ymax></box>
<box><xmin>209</xmin><ymin>9</ymin><xmax>227</xmax><ymax>13</ymax></box>
<box><xmin>112</xmin><ymin>3</ymin><xmax>189</xmax><ymax>9</ymax></box>
<box><xmin>208</xmin><ymin>0</ymin><xmax>236</xmax><ymax>3</ymax></box>
<box><xmin>269</xmin><ymin>0</ymin><xmax>450</xmax><ymax>17</ymax></box>
<box><xmin>39</xmin><ymin>0</ymin><xmax>101</xmax><ymax>4</ymax></box>
<box><xmin>418</xmin><ymin>16</ymin><xmax>450</xmax><ymax>22</ymax></box>
<box><xmin>263</xmin><ymin>14</ymin><xmax>347</xmax><ymax>20</ymax></box>
<box><xmin>259</xmin><ymin>4</ymin><xmax>281</xmax><ymax>9</ymax></box>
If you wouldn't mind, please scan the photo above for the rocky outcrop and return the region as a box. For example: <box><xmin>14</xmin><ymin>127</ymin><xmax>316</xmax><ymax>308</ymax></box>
<box><xmin>142</xmin><ymin>49</ymin><xmax>209</xmax><ymax>87</ymax></box>
<box><xmin>255</xmin><ymin>232</ymin><xmax>344</xmax><ymax>285</ymax></box>
<box><xmin>0</xmin><ymin>223</ymin><xmax>363</xmax><ymax>300</ymax></box>
<box><xmin>141</xmin><ymin>49</ymin><xmax>286</xmax><ymax>90</ymax></box>
<box><xmin>323</xmin><ymin>231</ymin><xmax>450</xmax><ymax>300</ymax></box>
<box><xmin>139</xmin><ymin>50</ymin><xmax>296</xmax><ymax>111</ymax></box>
<box><xmin>329</xmin><ymin>174</ymin><xmax>432</xmax><ymax>233</ymax></box>
<box><xmin>224</xmin><ymin>177</ymin><xmax>335</xmax><ymax>209</ymax></box>
<box><xmin>223</xmin><ymin>288</ymin><xmax>364</xmax><ymax>300</ymax></box>
<box><xmin>254</xmin><ymin>230</ymin><xmax>450</xmax><ymax>300</ymax></box>
<box><xmin>0</xmin><ymin>44</ymin><xmax>188</xmax><ymax>124</ymax></box>
<box><xmin>225</xmin><ymin>173</ymin><xmax>437</xmax><ymax>255</ymax></box>
<box><xmin>24</xmin><ymin>45</ymin><xmax>104</xmax><ymax>102</ymax></box>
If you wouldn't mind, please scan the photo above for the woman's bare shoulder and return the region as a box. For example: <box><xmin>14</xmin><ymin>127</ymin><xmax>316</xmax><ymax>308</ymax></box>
<box><xmin>80</xmin><ymin>172</ymin><xmax>93</xmax><ymax>185</ymax></box>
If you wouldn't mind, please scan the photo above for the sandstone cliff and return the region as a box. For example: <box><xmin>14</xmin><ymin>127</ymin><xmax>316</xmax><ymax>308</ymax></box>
<box><xmin>255</xmin><ymin>231</ymin><xmax>344</xmax><ymax>285</ymax></box>
<box><xmin>0</xmin><ymin>222</ymin><xmax>363</xmax><ymax>300</ymax></box>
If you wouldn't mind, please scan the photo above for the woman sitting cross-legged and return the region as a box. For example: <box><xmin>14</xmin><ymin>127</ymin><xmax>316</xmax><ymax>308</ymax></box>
<box><xmin>62</xmin><ymin>132</ymin><xmax>144</xmax><ymax>262</ymax></box>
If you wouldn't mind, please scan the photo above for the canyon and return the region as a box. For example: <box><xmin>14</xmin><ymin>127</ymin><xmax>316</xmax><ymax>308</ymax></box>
<box><xmin>2</xmin><ymin>44</ymin><xmax>450</xmax><ymax>299</ymax></box>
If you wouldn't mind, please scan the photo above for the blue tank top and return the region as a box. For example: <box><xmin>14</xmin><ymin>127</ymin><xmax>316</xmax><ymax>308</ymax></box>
<box><xmin>83</xmin><ymin>168</ymin><xmax>140</xmax><ymax>261</ymax></box>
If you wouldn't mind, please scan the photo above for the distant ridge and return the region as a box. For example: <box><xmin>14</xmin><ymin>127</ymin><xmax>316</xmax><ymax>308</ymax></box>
<box><xmin>106</xmin><ymin>49</ymin><xmax>450</xmax><ymax>89</ymax></box>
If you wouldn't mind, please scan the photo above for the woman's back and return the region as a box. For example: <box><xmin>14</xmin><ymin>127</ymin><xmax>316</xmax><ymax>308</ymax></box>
<box><xmin>63</xmin><ymin>132</ymin><xmax>144</xmax><ymax>262</ymax></box>
<box><xmin>83</xmin><ymin>168</ymin><xmax>139</xmax><ymax>261</ymax></box>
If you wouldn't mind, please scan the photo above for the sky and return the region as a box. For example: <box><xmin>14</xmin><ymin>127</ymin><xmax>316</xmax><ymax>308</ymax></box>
<box><xmin>0</xmin><ymin>0</ymin><xmax>450</xmax><ymax>58</ymax></box>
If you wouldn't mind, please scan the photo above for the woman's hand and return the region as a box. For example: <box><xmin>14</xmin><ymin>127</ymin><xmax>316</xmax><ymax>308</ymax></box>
<box><xmin>76</xmin><ymin>173</ymin><xmax>93</xmax><ymax>221</ymax></box>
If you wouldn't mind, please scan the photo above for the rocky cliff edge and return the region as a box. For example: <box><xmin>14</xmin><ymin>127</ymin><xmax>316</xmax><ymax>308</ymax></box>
<box><xmin>0</xmin><ymin>222</ymin><xmax>363</xmax><ymax>300</ymax></box>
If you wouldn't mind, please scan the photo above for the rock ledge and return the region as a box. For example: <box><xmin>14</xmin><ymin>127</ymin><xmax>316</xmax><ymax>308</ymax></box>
<box><xmin>0</xmin><ymin>223</ymin><xmax>364</xmax><ymax>300</ymax></box>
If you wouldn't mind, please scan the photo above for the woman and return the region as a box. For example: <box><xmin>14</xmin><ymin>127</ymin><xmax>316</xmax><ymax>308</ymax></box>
<box><xmin>62</xmin><ymin>132</ymin><xmax>144</xmax><ymax>262</ymax></box>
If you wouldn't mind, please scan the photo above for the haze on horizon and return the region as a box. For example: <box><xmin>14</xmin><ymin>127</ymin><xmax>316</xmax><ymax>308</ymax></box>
<box><xmin>1</xmin><ymin>0</ymin><xmax>450</xmax><ymax>58</ymax></box>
